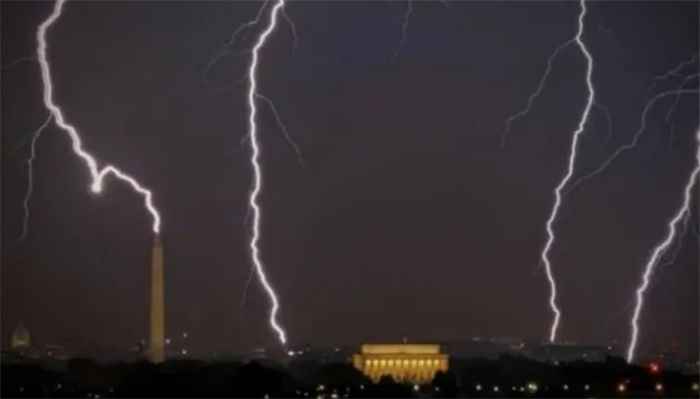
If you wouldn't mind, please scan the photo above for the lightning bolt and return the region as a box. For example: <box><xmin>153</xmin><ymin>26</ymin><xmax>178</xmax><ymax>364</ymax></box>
<box><xmin>626</xmin><ymin>128</ymin><xmax>700</xmax><ymax>363</ymax></box>
<box><xmin>663</xmin><ymin>73</ymin><xmax>699</xmax><ymax>152</ymax></box>
<box><xmin>499</xmin><ymin>38</ymin><xmax>574</xmax><ymax>147</ymax></box>
<box><xmin>593</xmin><ymin>102</ymin><xmax>614</xmax><ymax>150</ymax></box>
<box><xmin>538</xmin><ymin>0</ymin><xmax>595</xmax><ymax>343</ymax></box>
<box><xmin>244</xmin><ymin>0</ymin><xmax>288</xmax><ymax>346</ymax></box>
<box><xmin>38</xmin><ymin>0</ymin><xmax>161</xmax><ymax>233</ymax></box>
<box><xmin>280</xmin><ymin>7</ymin><xmax>300</xmax><ymax>65</ymax></box>
<box><xmin>8</xmin><ymin>115</ymin><xmax>53</xmax><ymax>247</ymax></box>
<box><xmin>391</xmin><ymin>0</ymin><xmax>413</xmax><ymax>65</ymax></box>
<box><xmin>2</xmin><ymin>56</ymin><xmax>36</xmax><ymax>70</ymax></box>
<box><xmin>601</xmin><ymin>211</ymin><xmax>692</xmax><ymax>340</ymax></box>
<box><xmin>203</xmin><ymin>3</ymin><xmax>266</xmax><ymax>91</ymax></box>
<box><xmin>256</xmin><ymin>93</ymin><xmax>305</xmax><ymax>167</ymax></box>
<box><xmin>565</xmin><ymin>88</ymin><xmax>699</xmax><ymax>197</ymax></box>
<box><xmin>655</xmin><ymin>211</ymin><xmax>692</xmax><ymax>274</ymax></box>
<box><xmin>646</xmin><ymin>54</ymin><xmax>698</xmax><ymax>94</ymax></box>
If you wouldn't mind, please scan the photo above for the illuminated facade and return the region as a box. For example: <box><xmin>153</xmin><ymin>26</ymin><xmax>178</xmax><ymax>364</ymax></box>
<box><xmin>353</xmin><ymin>344</ymin><xmax>448</xmax><ymax>384</ymax></box>
<box><xmin>11</xmin><ymin>322</ymin><xmax>30</xmax><ymax>349</ymax></box>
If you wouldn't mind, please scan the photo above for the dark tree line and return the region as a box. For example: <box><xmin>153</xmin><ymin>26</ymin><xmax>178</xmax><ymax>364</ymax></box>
<box><xmin>2</xmin><ymin>355</ymin><xmax>698</xmax><ymax>398</ymax></box>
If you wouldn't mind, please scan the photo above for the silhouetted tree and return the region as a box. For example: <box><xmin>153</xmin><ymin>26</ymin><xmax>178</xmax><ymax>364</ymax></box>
<box><xmin>431</xmin><ymin>370</ymin><xmax>457</xmax><ymax>397</ymax></box>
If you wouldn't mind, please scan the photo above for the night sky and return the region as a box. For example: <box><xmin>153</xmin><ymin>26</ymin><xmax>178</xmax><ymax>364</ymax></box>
<box><xmin>2</xmin><ymin>1</ymin><xmax>698</xmax><ymax>358</ymax></box>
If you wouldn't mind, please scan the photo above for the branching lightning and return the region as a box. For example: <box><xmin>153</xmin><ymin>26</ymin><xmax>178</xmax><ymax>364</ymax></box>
<box><xmin>9</xmin><ymin>115</ymin><xmax>53</xmax><ymax>247</ymax></box>
<box><xmin>538</xmin><ymin>0</ymin><xmax>595</xmax><ymax>343</ymax></box>
<box><xmin>663</xmin><ymin>74</ymin><xmax>699</xmax><ymax>152</ymax></box>
<box><xmin>565</xmin><ymin>89</ymin><xmax>699</xmax><ymax>196</ymax></box>
<box><xmin>593</xmin><ymin>101</ymin><xmax>614</xmax><ymax>149</ymax></box>
<box><xmin>646</xmin><ymin>54</ymin><xmax>698</xmax><ymax>94</ymax></box>
<box><xmin>654</xmin><ymin>211</ymin><xmax>692</xmax><ymax>273</ymax></box>
<box><xmin>280</xmin><ymin>7</ymin><xmax>300</xmax><ymax>65</ymax></box>
<box><xmin>256</xmin><ymin>93</ymin><xmax>305</xmax><ymax>167</ymax></box>
<box><xmin>499</xmin><ymin>38</ymin><xmax>574</xmax><ymax>148</ymax></box>
<box><xmin>391</xmin><ymin>0</ymin><xmax>413</xmax><ymax>65</ymax></box>
<box><xmin>626</xmin><ymin>128</ymin><xmax>700</xmax><ymax>363</ymax></box>
<box><xmin>602</xmin><ymin>210</ymin><xmax>692</xmax><ymax>339</ymax></box>
<box><xmin>203</xmin><ymin>2</ymin><xmax>267</xmax><ymax>90</ymax></box>
<box><xmin>2</xmin><ymin>56</ymin><xmax>37</xmax><ymax>70</ymax></box>
<box><xmin>37</xmin><ymin>0</ymin><xmax>161</xmax><ymax>233</ymax></box>
<box><xmin>244</xmin><ymin>0</ymin><xmax>288</xmax><ymax>345</ymax></box>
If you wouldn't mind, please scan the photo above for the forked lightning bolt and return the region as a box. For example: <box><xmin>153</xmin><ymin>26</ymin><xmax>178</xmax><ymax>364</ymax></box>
<box><xmin>37</xmin><ymin>0</ymin><xmax>161</xmax><ymax>233</ymax></box>
<box><xmin>663</xmin><ymin>73</ymin><xmax>699</xmax><ymax>151</ymax></box>
<box><xmin>538</xmin><ymin>0</ymin><xmax>595</xmax><ymax>343</ymax></box>
<box><xmin>565</xmin><ymin>88</ymin><xmax>699</xmax><ymax>196</ymax></box>
<box><xmin>646</xmin><ymin>54</ymin><xmax>698</xmax><ymax>94</ymax></box>
<box><xmin>500</xmin><ymin>38</ymin><xmax>574</xmax><ymax>148</ymax></box>
<box><xmin>601</xmin><ymin>211</ymin><xmax>692</xmax><ymax>339</ymax></box>
<box><xmin>9</xmin><ymin>115</ymin><xmax>53</xmax><ymax>247</ymax></box>
<box><xmin>626</xmin><ymin>128</ymin><xmax>700</xmax><ymax>363</ymax></box>
<box><xmin>245</xmin><ymin>0</ymin><xmax>288</xmax><ymax>345</ymax></box>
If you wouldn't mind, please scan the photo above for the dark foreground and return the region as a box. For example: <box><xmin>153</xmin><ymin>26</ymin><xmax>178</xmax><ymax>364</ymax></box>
<box><xmin>2</xmin><ymin>355</ymin><xmax>698</xmax><ymax>398</ymax></box>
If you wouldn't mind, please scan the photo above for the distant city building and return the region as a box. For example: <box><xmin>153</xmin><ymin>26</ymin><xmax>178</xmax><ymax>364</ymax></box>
<box><xmin>525</xmin><ymin>342</ymin><xmax>611</xmax><ymax>363</ymax></box>
<box><xmin>288</xmin><ymin>344</ymin><xmax>354</xmax><ymax>364</ymax></box>
<box><xmin>353</xmin><ymin>344</ymin><xmax>448</xmax><ymax>384</ymax></box>
<box><xmin>11</xmin><ymin>322</ymin><xmax>30</xmax><ymax>350</ymax></box>
<box><xmin>443</xmin><ymin>339</ymin><xmax>515</xmax><ymax>359</ymax></box>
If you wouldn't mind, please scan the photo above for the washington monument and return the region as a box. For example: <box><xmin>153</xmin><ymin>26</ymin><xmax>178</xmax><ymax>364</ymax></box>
<box><xmin>149</xmin><ymin>234</ymin><xmax>165</xmax><ymax>363</ymax></box>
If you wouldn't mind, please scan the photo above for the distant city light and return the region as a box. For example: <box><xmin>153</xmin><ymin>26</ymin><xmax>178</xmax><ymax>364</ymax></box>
<box><xmin>527</xmin><ymin>382</ymin><xmax>538</xmax><ymax>392</ymax></box>
<box><xmin>413</xmin><ymin>384</ymin><xmax>419</xmax><ymax>392</ymax></box>
<box><xmin>330</xmin><ymin>394</ymin><xmax>338</xmax><ymax>399</ymax></box>
<box><xmin>183</xmin><ymin>333</ymin><xmax>188</xmax><ymax>338</ymax></box>
<box><xmin>493</xmin><ymin>386</ymin><xmax>499</xmax><ymax>392</ymax></box>
<box><xmin>166</xmin><ymin>338</ymin><xmax>171</xmax><ymax>345</ymax></box>
<box><xmin>359</xmin><ymin>385</ymin><xmax>364</xmax><ymax>390</ymax></box>
<box><xmin>181</xmin><ymin>349</ymin><xmax>187</xmax><ymax>355</ymax></box>
<box><xmin>317</xmin><ymin>385</ymin><xmax>324</xmax><ymax>391</ymax></box>
<box><xmin>618</xmin><ymin>383</ymin><xmax>626</xmax><ymax>393</ymax></box>
<box><xmin>655</xmin><ymin>383</ymin><xmax>663</xmax><ymax>392</ymax></box>
<box><xmin>584</xmin><ymin>384</ymin><xmax>590</xmax><ymax>391</ymax></box>
<box><xmin>563</xmin><ymin>384</ymin><xmax>569</xmax><ymax>390</ymax></box>
<box><xmin>475</xmin><ymin>384</ymin><xmax>482</xmax><ymax>391</ymax></box>
<box><xmin>692</xmin><ymin>383</ymin><xmax>699</xmax><ymax>391</ymax></box>
<box><xmin>288</xmin><ymin>350</ymin><xmax>295</xmax><ymax>357</ymax></box>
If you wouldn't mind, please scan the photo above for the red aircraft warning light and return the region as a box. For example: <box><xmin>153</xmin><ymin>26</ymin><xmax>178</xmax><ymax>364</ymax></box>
<box><xmin>649</xmin><ymin>362</ymin><xmax>661</xmax><ymax>374</ymax></box>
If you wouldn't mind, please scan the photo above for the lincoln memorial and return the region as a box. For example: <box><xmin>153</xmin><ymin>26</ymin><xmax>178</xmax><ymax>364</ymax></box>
<box><xmin>352</xmin><ymin>344</ymin><xmax>449</xmax><ymax>384</ymax></box>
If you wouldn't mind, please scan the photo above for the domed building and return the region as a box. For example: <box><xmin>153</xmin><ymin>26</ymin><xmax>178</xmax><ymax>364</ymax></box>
<box><xmin>11</xmin><ymin>322</ymin><xmax>30</xmax><ymax>350</ymax></box>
